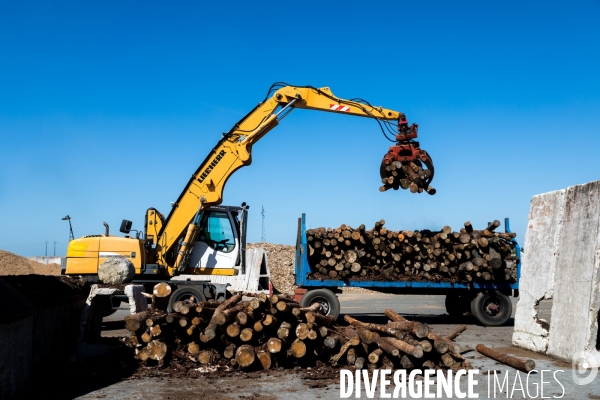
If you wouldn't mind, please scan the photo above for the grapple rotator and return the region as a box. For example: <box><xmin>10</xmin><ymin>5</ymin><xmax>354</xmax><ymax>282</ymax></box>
<box><xmin>380</xmin><ymin>115</ymin><xmax>436</xmax><ymax>195</ymax></box>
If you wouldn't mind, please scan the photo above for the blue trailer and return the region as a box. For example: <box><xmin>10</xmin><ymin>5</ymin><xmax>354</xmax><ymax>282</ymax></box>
<box><xmin>294</xmin><ymin>214</ymin><xmax>520</xmax><ymax>326</ymax></box>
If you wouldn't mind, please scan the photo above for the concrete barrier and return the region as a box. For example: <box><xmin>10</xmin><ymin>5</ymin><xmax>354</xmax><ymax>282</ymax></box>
<box><xmin>27</xmin><ymin>256</ymin><xmax>63</xmax><ymax>265</ymax></box>
<box><xmin>512</xmin><ymin>189</ymin><xmax>566</xmax><ymax>353</ymax></box>
<box><xmin>125</xmin><ymin>284</ymin><xmax>146</xmax><ymax>314</ymax></box>
<box><xmin>513</xmin><ymin>179</ymin><xmax>600</xmax><ymax>366</ymax></box>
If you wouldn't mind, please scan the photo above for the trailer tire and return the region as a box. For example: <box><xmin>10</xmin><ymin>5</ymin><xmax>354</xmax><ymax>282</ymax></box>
<box><xmin>299</xmin><ymin>289</ymin><xmax>340</xmax><ymax>320</ymax></box>
<box><xmin>445</xmin><ymin>294</ymin><xmax>471</xmax><ymax>317</ymax></box>
<box><xmin>470</xmin><ymin>291</ymin><xmax>512</xmax><ymax>326</ymax></box>
<box><xmin>167</xmin><ymin>286</ymin><xmax>206</xmax><ymax>313</ymax></box>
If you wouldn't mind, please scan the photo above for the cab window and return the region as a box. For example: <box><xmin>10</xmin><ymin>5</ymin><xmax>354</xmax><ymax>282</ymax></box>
<box><xmin>199</xmin><ymin>211</ymin><xmax>236</xmax><ymax>253</ymax></box>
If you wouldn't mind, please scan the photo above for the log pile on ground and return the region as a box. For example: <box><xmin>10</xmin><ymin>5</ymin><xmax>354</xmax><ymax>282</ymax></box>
<box><xmin>306</xmin><ymin>220</ymin><xmax>517</xmax><ymax>283</ymax></box>
<box><xmin>380</xmin><ymin>161</ymin><xmax>436</xmax><ymax>195</ymax></box>
<box><xmin>125</xmin><ymin>294</ymin><xmax>469</xmax><ymax>373</ymax></box>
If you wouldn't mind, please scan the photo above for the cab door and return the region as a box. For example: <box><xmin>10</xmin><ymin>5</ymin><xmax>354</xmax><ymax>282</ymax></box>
<box><xmin>187</xmin><ymin>209</ymin><xmax>239</xmax><ymax>272</ymax></box>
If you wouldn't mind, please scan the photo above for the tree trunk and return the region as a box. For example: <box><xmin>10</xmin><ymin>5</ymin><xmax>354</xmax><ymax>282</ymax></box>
<box><xmin>445</xmin><ymin>325</ymin><xmax>467</xmax><ymax>340</ymax></box>
<box><xmin>204</xmin><ymin>294</ymin><xmax>242</xmax><ymax>341</ymax></box>
<box><xmin>476</xmin><ymin>344</ymin><xmax>535</xmax><ymax>372</ymax></box>
<box><xmin>124</xmin><ymin>311</ymin><xmax>150</xmax><ymax>332</ymax></box>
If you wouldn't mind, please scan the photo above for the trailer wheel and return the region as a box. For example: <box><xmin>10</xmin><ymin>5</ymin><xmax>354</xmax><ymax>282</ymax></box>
<box><xmin>167</xmin><ymin>286</ymin><xmax>206</xmax><ymax>312</ymax></box>
<box><xmin>470</xmin><ymin>291</ymin><xmax>512</xmax><ymax>326</ymax></box>
<box><xmin>445</xmin><ymin>294</ymin><xmax>472</xmax><ymax>317</ymax></box>
<box><xmin>299</xmin><ymin>289</ymin><xmax>340</xmax><ymax>320</ymax></box>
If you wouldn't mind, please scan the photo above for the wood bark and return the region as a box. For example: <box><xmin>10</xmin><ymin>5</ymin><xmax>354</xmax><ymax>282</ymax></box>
<box><xmin>125</xmin><ymin>311</ymin><xmax>150</xmax><ymax>332</ymax></box>
<box><xmin>445</xmin><ymin>325</ymin><xmax>467</xmax><ymax>341</ymax></box>
<box><xmin>476</xmin><ymin>344</ymin><xmax>535</xmax><ymax>372</ymax></box>
<box><xmin>204</xmin><ymin>294</ymin><xmax>242</xmax><ymax>341</ymax></box>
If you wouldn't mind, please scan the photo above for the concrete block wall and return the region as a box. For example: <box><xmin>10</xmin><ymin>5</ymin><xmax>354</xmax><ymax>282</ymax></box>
<box><xmin>513</xmin><ymin>179</ymin><xmax>600</xmax><ymax>366</ymax></box>
<box><xmin>512</xmin><ymin>189</ymin><xmax>566</xmax><ymax>353</ymax></box>
<box><xmin>27</xmin><ymin>256</ymin><xmax>63</xmax><ymax>265</ymax></box>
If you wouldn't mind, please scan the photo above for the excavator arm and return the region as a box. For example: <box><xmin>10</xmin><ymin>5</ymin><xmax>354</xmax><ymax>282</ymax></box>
<box><xmin>151</xmin><ymin>85</ymin><xmax>435</xmax><ymax>273</ymax></box>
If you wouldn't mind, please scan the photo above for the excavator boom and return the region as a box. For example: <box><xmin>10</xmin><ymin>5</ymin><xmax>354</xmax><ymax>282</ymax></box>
<box><xmin>64</xmin><ymin>83</ymin><xmax>435</xmax><ymax>279</ymax></box>
<box><xmin>151</xmin><ymin>84</ymin><xmax>435</xmax><ymax>273</ymax></box>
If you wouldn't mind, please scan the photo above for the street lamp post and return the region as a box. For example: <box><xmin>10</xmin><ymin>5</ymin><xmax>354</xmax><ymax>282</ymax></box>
<box><xmin>53</xmin><ymin>241</ymin><xmax>57</xmax><ymax>257</ymax></box>
<box><xmin>45</xmin><ymin>241</ymin><xmax>48</xmax><ymax>257</ymax></box>
<box><xmin>62</xmin><ymin>215</ymin><xmax>74</xmax><ymax>242</ymax></box>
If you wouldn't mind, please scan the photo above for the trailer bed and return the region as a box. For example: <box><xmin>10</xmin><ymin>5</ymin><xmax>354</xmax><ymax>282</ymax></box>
<box><xmin>294</xmin><ymin>214</ymin><xmax>520</xmax><ymax>293</ymax></box>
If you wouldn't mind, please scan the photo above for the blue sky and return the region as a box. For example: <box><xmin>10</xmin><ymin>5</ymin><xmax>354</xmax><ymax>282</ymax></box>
<box><xmin>1</xmin><ymin>1</ymin><xmax>599</xmax><ymax>256</ymax></box>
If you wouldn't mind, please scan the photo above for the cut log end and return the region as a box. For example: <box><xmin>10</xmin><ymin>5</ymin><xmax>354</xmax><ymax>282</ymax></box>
<box><xmin>290</xmin><ymin>339</ymin><xmax>307</xmax><ymax>358</ymax></box>
<box><xmin>256</xmin><ymin>351</ymin><xmax>272</xmax><ymax>369</ymax></box>
<box><xmin>235</xmin><ymin>345</ymin><xmax>256</xmax><ymax>368</ymax></box>
<box><xmin>267</xmin><ymin>337</ymin><xmax>282</xmax><ymax>354</ymax></box>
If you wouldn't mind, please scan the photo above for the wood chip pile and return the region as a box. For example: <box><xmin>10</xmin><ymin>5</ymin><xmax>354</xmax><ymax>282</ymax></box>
<box><xmin>307</xmin><ymin>220</ymin><xmax>517</xmax><ymax>283</ymax></box>
<box><xmin>247</xmin><ymin>243</ymin><xmax>296</xmax><ymax>294</ymax></box>
<box><xmin>0</xmin><ymin>250</ymin><xmax>61</xmax><ymax>276</ymax></box>
<box><xmin>125</xmin><ymin>293</ymin><xmax>470</xmax><ymax>373</ymax></box>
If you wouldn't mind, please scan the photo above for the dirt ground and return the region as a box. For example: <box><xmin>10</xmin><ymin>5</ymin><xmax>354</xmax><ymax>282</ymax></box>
<box><xmin>0</xmin><ymin>250</ymin><xmax>61</xmax><ymax>276</ymax></box>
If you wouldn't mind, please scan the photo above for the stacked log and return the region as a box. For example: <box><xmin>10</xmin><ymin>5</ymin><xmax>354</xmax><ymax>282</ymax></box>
<box><xmin>380</xmin><ymin>161</ymin><xmax>436</xmax><ymax>195</ymax></box>
<box><xmin>125</xmin><ymin>295</ymin><xmax>469</xmax><ymax>373</ymax></box>
<box><xmin>306</xmin><ymin>219</ymin><xmax>517</xmax><ymax>283</ymax></box>
<box><xmin>340</xmin><ymin>310</ymin><xmax>471</xmax><ymax>371</ymax></box>
<box><xmin>127</xmin><ymin>293</ymin><xmax>333</xmax><ymax>369</ymax></box>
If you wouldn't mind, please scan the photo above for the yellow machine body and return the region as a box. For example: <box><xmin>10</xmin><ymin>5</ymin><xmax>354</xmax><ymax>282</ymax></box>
<box><xmin>65</xmin><ymin>236</ymin><xmax>144</xmax><ymax>275</ymax></box>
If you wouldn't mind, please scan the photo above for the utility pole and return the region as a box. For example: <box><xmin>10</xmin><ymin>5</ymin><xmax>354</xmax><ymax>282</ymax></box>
<box><xmin>53</xmin><ymin>241</ymin><xmax>57</xmax><ymax>257</ymax></box>
<box><xmin>261</xmin><ymin>206</ymin><xmax>266</xmax><ymax>242</ymax></box>
<box><xmin>45</xmin><ymin>241</ymin><xmax>48</xmax><ymax>257</ymax></box>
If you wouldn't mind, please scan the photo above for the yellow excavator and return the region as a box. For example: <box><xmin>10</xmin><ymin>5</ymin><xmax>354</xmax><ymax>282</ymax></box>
<box><xmin>63</xmin><ymin>83</ymin><xmax>435</xmax><ymax>306</ymax></box>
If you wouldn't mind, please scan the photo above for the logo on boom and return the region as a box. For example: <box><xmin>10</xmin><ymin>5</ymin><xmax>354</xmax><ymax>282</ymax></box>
<box><xmin>198</xmin><ymin>150</ymin><xmax>226</xmax><ymax>184</ymax></box>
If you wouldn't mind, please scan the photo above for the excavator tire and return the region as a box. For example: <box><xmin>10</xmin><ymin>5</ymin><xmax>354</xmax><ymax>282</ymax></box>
<box><xmin>167</xmin><ymin>286</ymin><xmax>207</xmax><ymax>313</ymax></box>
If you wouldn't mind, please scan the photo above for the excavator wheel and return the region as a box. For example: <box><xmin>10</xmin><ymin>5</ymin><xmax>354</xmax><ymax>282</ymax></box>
<box><xmin>167</xmin><ymin>286</ymin><xmax>207</xmax><ymax>313</ymax></box>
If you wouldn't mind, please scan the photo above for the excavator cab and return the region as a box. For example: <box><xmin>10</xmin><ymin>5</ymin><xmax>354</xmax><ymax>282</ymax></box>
<box><xmin>184</xmin><ymin>205</ymin><xmax>248</xmax><ymax>275</ymax></box>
